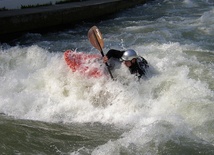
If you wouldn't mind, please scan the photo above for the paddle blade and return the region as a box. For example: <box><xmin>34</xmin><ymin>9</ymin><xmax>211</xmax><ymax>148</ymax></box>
<box><xmin>88</xmin><ymin>26</ymin><xmax>104</xmax><ymax>52</ymax></box>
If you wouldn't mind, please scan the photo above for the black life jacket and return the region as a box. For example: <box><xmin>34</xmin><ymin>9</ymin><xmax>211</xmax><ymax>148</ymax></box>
<box><xmin>129</xmin><ymin>56</ymin><xmax>149</xmax><ymax>79</ymax></box>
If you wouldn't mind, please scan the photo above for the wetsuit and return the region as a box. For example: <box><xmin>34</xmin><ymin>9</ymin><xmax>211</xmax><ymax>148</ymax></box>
<box><xmin>106</xmin><ymin>49</ymin><xmax>149</xmax><ymax>79</ymax></box>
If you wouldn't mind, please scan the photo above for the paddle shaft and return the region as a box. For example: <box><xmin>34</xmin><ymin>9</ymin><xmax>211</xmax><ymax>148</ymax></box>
<box><xmin>91</xmin><ymin>29</ymin><xmax>114</xmax><ymax>80</ymax></box>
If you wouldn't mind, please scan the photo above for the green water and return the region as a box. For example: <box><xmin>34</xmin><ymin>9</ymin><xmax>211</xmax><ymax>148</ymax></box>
<box><xmin>1</xmin><ymin>0</ymin><xmax>214</xmax><ymax>154</ymax></box>
<box><xmin>0</xmin><ymin>115</ymin><xmax>124</xmax><ymax>154</ymax></box>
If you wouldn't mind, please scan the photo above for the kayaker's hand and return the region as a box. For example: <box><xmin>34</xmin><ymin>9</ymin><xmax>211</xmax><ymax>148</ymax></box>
<box><xmin>103</xmin><ymin>56</ymin><xmax>109</xmax><ymax>63</ymax></box>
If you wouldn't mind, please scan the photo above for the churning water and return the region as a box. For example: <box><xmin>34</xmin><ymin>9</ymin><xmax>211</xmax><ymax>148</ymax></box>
<box><xmin>0</xmin><ymin>0</ymin><xmax>214</xmax><ymax>154</ymax></box>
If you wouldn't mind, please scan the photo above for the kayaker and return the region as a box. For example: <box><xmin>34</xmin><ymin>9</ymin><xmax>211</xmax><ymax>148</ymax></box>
<box><xmin>103</xmin><ymin>49</ymin><xmax>149</xmax><ymax>79</ymax></box>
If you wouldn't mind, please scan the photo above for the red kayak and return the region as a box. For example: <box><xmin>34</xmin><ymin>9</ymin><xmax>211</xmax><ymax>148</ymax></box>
<box><xmin>64</xmin><ymin>50</ymin><xmax>104</xmax><ymax>78</ymax></box>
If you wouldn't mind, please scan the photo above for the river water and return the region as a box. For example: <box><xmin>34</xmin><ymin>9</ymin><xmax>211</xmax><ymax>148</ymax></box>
<box><xmin>0</xmin><ymin>0</ymin><xmax>214</xmax><ymax>154</ymax></box>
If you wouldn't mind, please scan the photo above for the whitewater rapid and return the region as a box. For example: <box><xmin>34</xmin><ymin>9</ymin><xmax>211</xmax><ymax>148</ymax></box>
<box><xmin>0</xmin><ymin>0</ymin><xmax>214</xmax><ymax>154</ymax></box>
<box><xmin>1</xmin><ymin>42</ymin><xmax>213</xmax><ymax>132</ymax></box>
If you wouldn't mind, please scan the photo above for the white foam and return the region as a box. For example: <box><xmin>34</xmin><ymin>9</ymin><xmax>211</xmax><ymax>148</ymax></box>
<box><xmin>198</xmin><ymin>9</ymin><xmax>214</xmax><ymax>34</ymax></box>
<box><xmin>183</xmin><ymin>0</ymin><xmax>197</xmax><ymax>7</ymax></box>
<box><xmin>1</xmin><ymin>1</ymin><xmax>214</xmax><ymax>153</ymax></box>
<box><xmin>1</xmin><ymin>42</ymin><xmax>213</xmax><ymax>128</ymax></box>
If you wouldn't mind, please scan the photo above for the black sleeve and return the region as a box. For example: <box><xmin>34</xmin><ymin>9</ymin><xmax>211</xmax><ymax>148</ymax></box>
<box><xmin>106</xmin><ymin>49</ymin><xmax>124</xmax><ymax>60</ymax></box>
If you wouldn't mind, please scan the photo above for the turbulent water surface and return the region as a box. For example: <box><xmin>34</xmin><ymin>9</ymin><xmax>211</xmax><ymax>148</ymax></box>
<box><xmin>0</xmin><ymin>0</ymin><xmax>214</xmax><ymax>154</ymax></box>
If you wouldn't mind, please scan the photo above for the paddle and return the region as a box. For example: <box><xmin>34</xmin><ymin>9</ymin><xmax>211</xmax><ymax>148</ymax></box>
<box><xmin>88</xmin><ymin>26</ymin><xmax>114</xmax><ymax>80</ymax></box>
